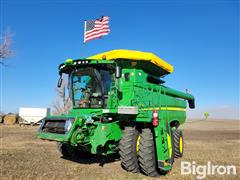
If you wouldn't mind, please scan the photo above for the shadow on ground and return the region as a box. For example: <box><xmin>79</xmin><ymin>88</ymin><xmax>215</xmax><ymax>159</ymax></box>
<box><xmin>61</xmin><ymin>153</ymin><xmax>120</xmax><ymax>167</ymax></box>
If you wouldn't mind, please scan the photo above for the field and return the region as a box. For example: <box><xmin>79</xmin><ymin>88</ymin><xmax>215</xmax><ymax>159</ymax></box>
<box><xmin>1</xmin><ymin>120</ymin><xmax>239</xmax><ymax>180</ymax></box>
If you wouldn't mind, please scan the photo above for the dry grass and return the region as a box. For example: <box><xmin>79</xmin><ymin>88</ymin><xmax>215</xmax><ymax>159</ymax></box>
<box><xmin>0</xmin><ymin>120</ymin><xmax>239</xmax><ymax>180</ymax></box>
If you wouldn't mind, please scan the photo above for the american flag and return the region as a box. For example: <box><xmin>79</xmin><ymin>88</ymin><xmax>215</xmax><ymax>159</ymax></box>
<box><xmin>84</xmin><ymin>16</ymin><xmax>110</xmax><ymax>43</ymax></box>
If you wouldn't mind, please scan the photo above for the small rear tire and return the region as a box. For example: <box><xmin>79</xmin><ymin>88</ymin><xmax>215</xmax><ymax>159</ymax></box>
<box><xmin>173</xmin><ymin>129</ymin><xmax>183</xmax><ymax>158</ymax></box>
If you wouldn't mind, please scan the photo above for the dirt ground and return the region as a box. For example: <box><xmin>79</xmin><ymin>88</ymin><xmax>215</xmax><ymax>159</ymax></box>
<box><xmin>1</xmin><ymin>120</ymin><xmax>239</xmax><ymax>180</ymax></box>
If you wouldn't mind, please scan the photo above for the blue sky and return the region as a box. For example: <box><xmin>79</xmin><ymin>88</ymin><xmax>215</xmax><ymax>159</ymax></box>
<box><xmin>0</xmin><ymin>0</ymin><xmax>239</xmax><ymax>119</ymax></box>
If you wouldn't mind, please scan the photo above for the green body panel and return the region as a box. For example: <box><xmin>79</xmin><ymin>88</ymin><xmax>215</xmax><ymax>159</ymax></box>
<box><xmin>89</xmin><ymin>121</ymin><xmax>121</xmax><ymax>154</ymax></box>
<box><xmin>153</xmin><ymin>120</ymin><xmax>172</xmax><ymax>170</ymax></box>
<box><xmin>37</xmin><ymin>57</ymin><xmax>194</xmax><ymax>171</ymax></box>
<box><xmin>37</xmin><ymin>133</ymin><xmax>68</xmax><ymax>142</ymax></box>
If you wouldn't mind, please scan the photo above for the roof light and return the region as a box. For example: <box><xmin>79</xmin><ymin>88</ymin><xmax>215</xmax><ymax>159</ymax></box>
<box><xmin>102</xmin><ymin>55</ymin><xmax>106</xmax><ymax>60</ymax></box>
<box><xmin>60</xmin><ymin>65</ymin><xmax>65</xmax><ymax>69</ymax></box>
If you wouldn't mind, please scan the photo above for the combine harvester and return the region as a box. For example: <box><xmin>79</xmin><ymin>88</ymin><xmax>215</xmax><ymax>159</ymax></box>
<box><xmin>37</xmin><ymin>49</ymin><xmax>195</xmax><ymax>176</ymax></box>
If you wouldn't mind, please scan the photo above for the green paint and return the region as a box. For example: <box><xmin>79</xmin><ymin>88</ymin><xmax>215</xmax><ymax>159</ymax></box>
<box><xmin>37</xmin><ymin>54</ymin><xmax>195</xmax><ymax>173</ymax></box>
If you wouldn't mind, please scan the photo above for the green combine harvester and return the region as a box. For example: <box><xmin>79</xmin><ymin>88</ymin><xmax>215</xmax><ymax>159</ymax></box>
<box><xmin>37</xmin><ymin>49</ymin><xmax>195</xmax><ymax>177</ymax></box>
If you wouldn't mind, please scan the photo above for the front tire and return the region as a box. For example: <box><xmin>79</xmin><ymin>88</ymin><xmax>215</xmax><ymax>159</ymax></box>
<box><xmin>138</xmin><ymin>128</ymin><xmax>159</xmax><ymax>177</ymax></box>
<box><xmin>57</xmin><ymin>142</ymin><xmax>91</xmax><ymax>158</ymax></box>
<box><xmin>119</xmin><ymin>126</ymin><xmax>140</xmax><ymax>173</ymax></box>
<box><xmin>57</xmin><ymin>142</ymin><xmax>71</xmax><ymax>157</ymax></box>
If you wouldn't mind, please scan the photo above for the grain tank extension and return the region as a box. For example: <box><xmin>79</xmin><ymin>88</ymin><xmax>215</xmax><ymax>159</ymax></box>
<box><xmin>37</xmin><ymin>49</ymin><xmax>195</xmax><ymax>177</ymax></box>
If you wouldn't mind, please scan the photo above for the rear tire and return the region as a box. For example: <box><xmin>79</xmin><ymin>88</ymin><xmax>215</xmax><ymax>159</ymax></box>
<box><xmin>138</xmin><ymin>128</ymin><xmax>159</xmax><ymax>177</ymax></box>
<box><xmin>119</xmin><ymin>126</ymin><xmax>140</xmax><ymax>173</ymax></box>
<box><xmin>173</xmin><ymin>129</ymin><xmax>183</xmax><ymax>158</ymax></box>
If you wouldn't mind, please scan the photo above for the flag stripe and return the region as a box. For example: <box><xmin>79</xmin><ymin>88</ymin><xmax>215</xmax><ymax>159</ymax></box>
<box><xmin>94</xmin><ymin>22</ymin><xmax>109</xmax><ymax>27</ymax></box>
<box><xmin>85</xmin><ymin>31</ymin><xmax>109</xmax><ymax>40</ymax></box>
<box><xmin>85</xmin><ymin>26</ymin><xmax>110</xmax><ymax>35</ymax></box>
<box><xmin>84</xmin><ymin>16</ymin><xmax>110</xmax><ymax>43</ymax></box>
<box><xmin>85</xmin><ymin>32</ymin><xmax>109</xmax><ymax>42</ymax></box>
<box><xmin>95</xmin><ymin>19</ymin><xmax>109</xmax><ymax>23</ymax></box>
<box><xmin>85</xmin><ymin>30</ymin><xmax>110</xmax><ymax>39</ymax></box>
<box><xmin>86</xmin><ymin>25</ymin><xmax>109</xmax><ymax>32</ymax></box>
<box><xmin>95</xmin><ymin>17</ymin><xmax>109</xmax><ymax>22</ymax></box>
<box><xmin>85</xmin><ymin>29</ymin><xmax>110</xmax><ymax>39</ymax></box>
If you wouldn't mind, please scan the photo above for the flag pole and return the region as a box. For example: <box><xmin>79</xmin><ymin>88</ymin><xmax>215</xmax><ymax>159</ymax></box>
<box><xmin>83</xmin><ymin>20</ymin><xmax>86</xmax><ymax>44</ymax></box>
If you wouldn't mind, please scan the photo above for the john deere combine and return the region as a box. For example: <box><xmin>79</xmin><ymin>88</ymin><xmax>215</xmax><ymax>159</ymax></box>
<box><xmin>37</xmin><ymin>49</ymin><xmax>195</xmax><ymax>176</ymax></box>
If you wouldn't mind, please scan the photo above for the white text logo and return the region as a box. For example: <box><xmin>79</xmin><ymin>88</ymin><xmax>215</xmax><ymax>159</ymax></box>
<box><xmin>181</xmin><ymin>161</ymin><xmax>237</xmax><ymax>179</ymax></box>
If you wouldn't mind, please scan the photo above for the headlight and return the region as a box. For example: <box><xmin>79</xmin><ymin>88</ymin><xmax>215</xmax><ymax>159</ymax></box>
<box><xmin>64</xmin><ymin>119</ymin><xmax>73</xmax><ymax>132</ymax></box>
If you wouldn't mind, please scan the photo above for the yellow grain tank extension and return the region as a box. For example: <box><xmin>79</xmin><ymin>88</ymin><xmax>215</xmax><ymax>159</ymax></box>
<box><xmin>87</xmin><ymin>49</ymin><xmax>174</xmax><ymax>73</ymax></box>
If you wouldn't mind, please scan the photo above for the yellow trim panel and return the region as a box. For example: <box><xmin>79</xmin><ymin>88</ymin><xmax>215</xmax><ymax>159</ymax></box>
<box><xmin>167</xmin><ymin>133</ymin><xmax>173</xmax><ymax>158</ymax></box>
<box><xmin>179</xmin><ymin>136</ymin><xmax>183</xmax><ymax>154</ymax></box>
<box><xmin>136</xmin><ymin>135</ymin><xmax>140</xmax><ymax>154</ymax></box>
<box><xmin>87</xmin><ymin>49</ymin><xmax>174</xmax><ymax>73</ymax></box>
<box><xmin>140</xmin><ymin>107</ymin><xmax>186</xmax><ymax>112</ymax></box>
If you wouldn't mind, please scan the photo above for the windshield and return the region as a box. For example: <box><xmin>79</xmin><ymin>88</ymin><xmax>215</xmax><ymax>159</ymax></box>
<box><xmin>71</xmin><ymin>67</ymin><xmax>113</xmax><ymax>108</ymax></box>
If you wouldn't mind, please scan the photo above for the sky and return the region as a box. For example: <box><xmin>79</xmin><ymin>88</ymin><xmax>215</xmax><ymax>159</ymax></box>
<box><xmin>0</xmin><ymin>0</ymin><xmax>239</xmax><ymax>119</ymax></box>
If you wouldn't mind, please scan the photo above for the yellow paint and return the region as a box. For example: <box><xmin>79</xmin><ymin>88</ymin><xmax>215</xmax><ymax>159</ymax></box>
<box><xmin>160</xmin><ymin>107</ymin><xmax>186</xmax><ymax>111</ymax></box>
<box><xmin>167</xmin><ymin>133</ymin><xmax>172</xmax><ymax>158</ymax></box>
<box><xmin>164</xmin><ymin>161</ymin><xmax>171</xmax><ymax>166</ymax></box>
<box><xmin>140</xmin><ymin>107</ymin><xmax>186</xmax><ymax>112</ymax></box>
<box><xmin>136</xmin><ymin>135</ymin><xmax>140</xmax><ymax>154</ymax></box>
<box><xmin>179</xmin><ymin>136</ymin><xmax>183</xmax><ymax>154</ymax></box>
<box><xmin>65</xmin><ymin>58</ymin><xmax>73</xmax><ymax>64</ymax></box>
<box><xmin>87</xmin><ymin>49</ymin><xmax>174</xmax><ymax>73</ymax></box>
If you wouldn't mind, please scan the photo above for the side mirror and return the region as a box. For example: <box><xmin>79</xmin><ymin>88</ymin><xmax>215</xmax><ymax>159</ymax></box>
<box><xmin>188</xmin><ymin>99</ymin><xmax>195</xmax><ymax>109</ymax></box>
<box><xmin>115</xmin><ymin>66</ymin><xmax>122</xmax><ymax>79</ymax></box>
<box><xmin>57</xmin><ymin>77</ymin><xmax>63</xmax><ymax>88</ymax></box>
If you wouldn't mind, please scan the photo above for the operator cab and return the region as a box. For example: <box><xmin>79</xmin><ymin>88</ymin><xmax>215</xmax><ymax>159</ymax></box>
<box><xmin>71</xmin><ymin>67</ymin><xmax>113</xmax><ymax>108</ymax></box>
<box><xmin>57</xmin><ymin>60</ymin><xmax>117</xmax><ymax>109</ymax></box>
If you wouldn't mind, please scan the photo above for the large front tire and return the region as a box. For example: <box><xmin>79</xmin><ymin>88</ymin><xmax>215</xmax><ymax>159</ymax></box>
<box><xmin>57</xmin><ymin>142</ymin><xmax>91</xmax><ymax>158</ymax></box>
<box><xmin>57</xmin><ymin>142</ymin><xmax>71</xmax><ymax>157</ymax></box>
<box><xmin>119</xmin><ymin>126</ymin><xmax>140</xmax><ymax>173</ymax></box>
<box><xmin>138</xmin><ymin>128</ymin><xmax>159</xmax><ymax>177</ymax></box>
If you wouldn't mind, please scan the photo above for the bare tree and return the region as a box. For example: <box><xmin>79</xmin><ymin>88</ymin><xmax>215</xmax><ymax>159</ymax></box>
<box><xmin>51</xmin><ymin>79</ymin><xmax>72</xmax><ymax>115</ymax></box>
<box><xmin>0</xmin><ymin>29</ymin><xmax>14</xmax><ymax>65</ymax></box>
